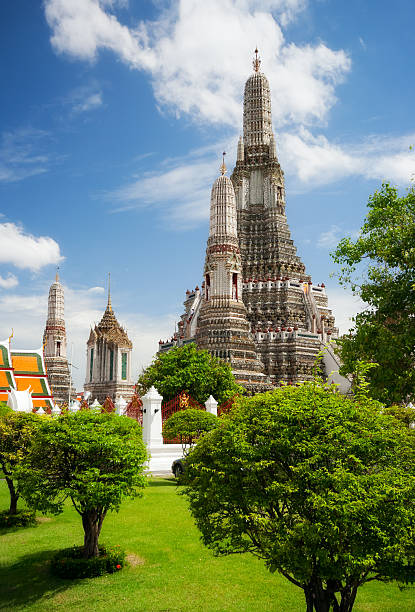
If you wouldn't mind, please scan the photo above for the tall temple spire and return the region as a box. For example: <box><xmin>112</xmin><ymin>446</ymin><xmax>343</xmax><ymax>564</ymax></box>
<box><xmin>43</xmin><ymin>273</ymin><xmax>74</xmax><ymax>404</ymax></box>
<box><xmin>195</xmin><ymin>163</ymin><xmax>268</xmax><ymax>392</ymax></box>
<box><xmin>163</xmin><ymin>50</ymin><xmax>341</xmax><ymax>390</ymax></box>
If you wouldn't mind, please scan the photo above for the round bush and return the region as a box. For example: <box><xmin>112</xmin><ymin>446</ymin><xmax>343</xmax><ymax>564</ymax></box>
<box><xmin>0</xmin><ymin>510</ymin><xmax>36</xmax><ymax>528</ymax></box>
<box><xmin>51</xmin><ymin>545</ymin><xmax>126</xmax><ymax>579</ymax></box>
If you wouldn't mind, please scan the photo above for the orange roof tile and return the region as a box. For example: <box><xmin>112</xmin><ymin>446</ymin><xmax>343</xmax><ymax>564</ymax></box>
<box><xmin>0</xmin><ymin>370</ymin><xmax>14</xmax><ymax>390</ymax></box>
<box><xmin>11</xmin><ymin>354</ymin><xmax>44</xmax><ymax>375</ymax></box>
<box><xmin>16</xmin><ymin>377</ymin><xmax>49</xmax><ymax>396</ymax></box>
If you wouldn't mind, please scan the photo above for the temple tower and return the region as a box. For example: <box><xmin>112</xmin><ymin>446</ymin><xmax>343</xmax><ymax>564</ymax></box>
<box><xmin>195</xmin><ymin>157</ymin><xmax>269</xmax><ymax>392</ymax></box>
<box><xmin>160</xmin><ymin>50</ymin><xmax>340</xmax><ymax>388</ymax></box>
<box><xmin>84</xmin><ymin>280</ymin><xmax>135</xmax><ymax>404</ymax></box>
<box><xmin>231</xmin><ymin>49</ymin><xmax>337</xmax><ymax>383</ymax></box>
<box><xmin>43</xmin><ymin>272</ymin><xmax>74</xmax><ymax>404</ymax></box>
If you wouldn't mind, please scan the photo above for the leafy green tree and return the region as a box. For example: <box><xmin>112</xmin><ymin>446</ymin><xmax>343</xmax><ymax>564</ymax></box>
<box><xmin>0</xmin><ymin>411</ymin><xmax>40</xmax><ymax>514</ymax></box>
<box><xmin>332</xmin><ymin>182</ymin><xmax>415</xmax><ymax>404</ymax></box>
<box><xmin>18</xmin><ymin>412</ymin><xmax>148</xmax><ymax>558</ymax></box>
<box><xmin>182</xmin><ymin>382</ymin><xmax>415</xmax><ymax>612</ymax></box>
<box><xmin>137</xmin><ymin>343</ymin><xmax>242</xmax><ymax>404</ymax></box>
<box><xmin>163</xmin><ymin>408</ymin><xmax>218</xmax><ymax>455</ymax></box>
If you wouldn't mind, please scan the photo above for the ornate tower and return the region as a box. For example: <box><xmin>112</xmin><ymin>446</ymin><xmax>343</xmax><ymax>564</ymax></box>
<box><xmin>84</xmin><ymin>281</ymin><xmax>135</xmax><ymax>404</ymax></box>
<box><xmin>160</xmin><ymin>50</ymin><xmax>340</xmax><ymax>389</ymax></box>
<box><xmin>43</xmin><ymin>272</ymin><xmax>74</xmax><ymax>404</ymax></box>
<box><xmin>195</xmin><ymin>156</ymin><xmax>268</xmax><ymax>392</ymax></box>
<box><xmin>231</xmin><ymin>49</ymin><xmax>337</xmax><ymax>383</ymax></box>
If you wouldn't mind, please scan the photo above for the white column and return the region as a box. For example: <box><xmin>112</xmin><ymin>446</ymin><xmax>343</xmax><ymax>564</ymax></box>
<box><xmin>115</xmin><ymin>395</ymin><xmax>127</xmax><ymax>416</ymax></box>
<box><xmin>142</xmin><ymin>386</ymin><xmax>163</xmax><ymax>447</ymax></box>
<box><xmin>205</xmin><ymin>395</ymin><xmax>218</xmax><ymax>416</ymax></box>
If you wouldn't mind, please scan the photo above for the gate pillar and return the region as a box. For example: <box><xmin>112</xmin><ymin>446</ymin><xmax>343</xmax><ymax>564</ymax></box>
<box><xmin>142</xmin><ymin>386</ymin><xmax>163</xmax><ymax>447</ymax></box>
<box><xmin>205</xmin><ymin>395</ymin><xmax>218</xmax><ymax>416</ymax></box>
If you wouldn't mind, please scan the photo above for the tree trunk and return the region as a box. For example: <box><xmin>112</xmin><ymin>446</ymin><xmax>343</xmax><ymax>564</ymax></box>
<box><xmin>82</xmin><ymin>510</ymin><xmax>104</xmax><ymax>558</ymax></box>
<box><xmin>303</xmin><ymin>582</ymin><xmax>358</xmax><ymax>612</ymax></box>
<box><xmin>5</xmin><ymin>477</ymin><xmax>19</xmax><ymax>515</ymax></box>
<box><xmin>339</xmin><ymin>586</ymin><xmax>358</xmax><ymax>612</ymax></box>
<box><xmin>303</xmin><ymin>581</ymin><xmax>334</xmax><ymax>612</ymax></box>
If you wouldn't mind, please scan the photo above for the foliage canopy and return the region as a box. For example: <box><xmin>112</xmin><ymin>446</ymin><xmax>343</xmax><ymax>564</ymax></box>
<box><xmin>18</xmin><ymin>411</ymin><xmax>148</xmax><ymax>558</ymax></box>
<box><xmin>137</xmin><ymin>343</ymin><xmax>242</xmax><ymax>404</ymax></box>
<box><xmin>163</xmin><ymin>408</ymin><xmax>218</xmax><ymax>454</ymax></box>
<box><xmin>183</xmin><ymin>382</ymin><xmax>415</xmax><ymax>612</ymax></box>
<box><xmin>0</xmin><ymin>411</ymin><xmax>40</xmax><ymax>515</ymax></box>
<box><xmin>332</xmin><ymin>182</ymin><xmax>415</xmax><ymax>404</ymax></box>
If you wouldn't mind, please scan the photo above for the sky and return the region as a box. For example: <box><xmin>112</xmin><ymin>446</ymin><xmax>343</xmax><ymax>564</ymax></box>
<box><xmin>0</xmin><ymin>0</ymin><xmax>414</xmax><ymax>390</ymax></box>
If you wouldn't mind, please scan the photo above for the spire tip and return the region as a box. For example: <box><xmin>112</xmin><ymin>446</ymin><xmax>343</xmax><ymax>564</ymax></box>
<box><xmin>253</xmin><ymin>47</ymin><xmax>261</xmax><ymax>72</ymax></box>
<box><xmin>107</xmin><ymin>273</ymin><xmax>112</xmax><ymax>311</ymax></box>
<box><xmin>220</xmin><ymin>151</ymin><xmax>227</xmax><ymax>175</ymax></box>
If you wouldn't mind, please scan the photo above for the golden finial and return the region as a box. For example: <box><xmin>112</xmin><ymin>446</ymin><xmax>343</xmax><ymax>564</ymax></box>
<box><xmin>8</xmin><ymin>328</ymin><xmax>14</xmax><ymax>343</ymax></box>
<box><xmin>253</xmin><ymin>47</ymin><xmax>261</xmax><ymax>72</ymax></box>
<box><xmin>220</xmin><ymin>151</ymin><xmax>227</xmax><ymax>175</ymax></box>
<box><xmin>55</xmin><ymin>265</ymin><xmax>60</xmax><ymax>282</ymax></box>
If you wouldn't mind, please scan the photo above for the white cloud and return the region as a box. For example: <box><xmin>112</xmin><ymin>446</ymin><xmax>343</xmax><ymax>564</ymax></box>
<box><xmin>280</xmin><ymin>128</ymin><xmax>415</xmax><ymax>186</ymax></box>
<box><xmin>317</xmin><ymin>225</ymin><xmax>342</xmax><ymax>249</ymax></box>
<box><xmin>0</xmin><ymin>274</ymin><xmax>18</xmax><ymax>289</ymax></box>
<box><xmin>0</xmin><ymin>128</ymin><xmax>56</xmax><ymax>183</ymax></box>
<box><xmin>63</xmin><ymin>82</ymin><xmax>104</xmax><ymax>114</ymax></box>
<box><xmin>72</xmin><ymin>91</ymin><xmax>103</xmax><ymax>113</ymax></box>
<box><xmin>87</xmin><ymin>285</ymin><xmax>105</xmax><ymax>294</ymax></box>
<box><xmin>44</xmin><ymin>0</ymin><xmax>350</xmax><ymax>128</ymax></box>
<box><xmin>109</xmin><ymin>138</ymin><xmax>236</xmax><ymax>227</ymax></box>
<box><xmin>43</xmin><ymin>0</ymin><xmax>413</xmax><ymax>224</ymax></box>
<box><xmin>109</xmin><ymin>128</ymin><xmax>414</xmax><ymax>225</ymax></box>
<box><xmin>326</xmin><ymin>287</ymin><xmax>367</xmax><ymax>335</ymax></box>
<box><xmin>0</xmin><ymin>223</ymin><xmax>64</xmax><ymax>272</ymax></box>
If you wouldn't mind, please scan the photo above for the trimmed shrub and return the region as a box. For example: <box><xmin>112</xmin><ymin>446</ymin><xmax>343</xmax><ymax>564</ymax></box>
<box><xmin>50</xmin><ymin>545</ymin><xmax>126</xmax><ymax>579</ymax></box>
<box><xmin>0</xmin><ymin>509</ymin><xmax>36</xmax><ymax>528</ymax></box>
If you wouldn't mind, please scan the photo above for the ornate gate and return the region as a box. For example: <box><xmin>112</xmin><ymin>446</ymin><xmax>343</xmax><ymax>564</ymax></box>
<box><xmin>126</xmin><ymin>394</ymin><xmax>143</xmax><ymax>425</ymax></box>
<box><xmin>161</xmin><ymin>391</ymin><xmax>205</xmax><ymax>444</ymax></box>
<box><xmin>217</xmin><ymin>397</ymin><xmax>235</xmax><ymax>417</ymax></box>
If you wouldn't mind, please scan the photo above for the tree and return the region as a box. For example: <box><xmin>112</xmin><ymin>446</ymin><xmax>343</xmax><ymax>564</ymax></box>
<box><xmin>182</xmin><ymin>381</ymin><xmax>415</xmax><ymax>612</ymax></box>
<box><xmin>332</xmin><ymin>182</ymin><xmax>415</xmax><ymax>404</ymax></box>
<box><xmin>0</xmin><ymin>411</ymin><xmax>40</xmax><ymax>514</ymax></box>
<box><xmin>137</xmin><ymin>343</ymin><xmax>242</xmax><ymax>404</ymax></box>
<box><xmin>162</xmin><ymin>408</ymin><xmax>218</xmax><ymax>454</ymax></box>
<box><xmin>18</xmin><ymin>411</ymin><xmax>148</xmax><ymax>558</ymax></box>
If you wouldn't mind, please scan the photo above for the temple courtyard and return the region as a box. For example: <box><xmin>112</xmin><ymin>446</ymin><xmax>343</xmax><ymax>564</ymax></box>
<box><xmin>0</xmin><ymin>477</ymin><xmax>413</xmax><ymax>612</ymax></box>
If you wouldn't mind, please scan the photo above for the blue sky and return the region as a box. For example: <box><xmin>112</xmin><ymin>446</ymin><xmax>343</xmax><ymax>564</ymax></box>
<box><xmin>0</xmin><ymin>0</ymin><xmax>414</xmax><ymax>390</ymax></box>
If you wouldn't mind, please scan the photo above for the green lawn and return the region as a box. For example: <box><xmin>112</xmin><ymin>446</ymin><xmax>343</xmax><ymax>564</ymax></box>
<box><xmin>0</xmin><ymin>478</ymin><xmax>414</xmax><ymax>612</ymax></box>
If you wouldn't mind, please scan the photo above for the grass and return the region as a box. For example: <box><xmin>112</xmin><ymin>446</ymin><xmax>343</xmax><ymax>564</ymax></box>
<box><xmin>0</xmin><ymin>478</ymin><xmax>414</xmax><ymax>612</ymax></box>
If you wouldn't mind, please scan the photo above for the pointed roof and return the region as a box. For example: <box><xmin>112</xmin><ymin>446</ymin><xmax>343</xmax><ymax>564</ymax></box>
<box><xmin>93</xmin><ymin>280</ymin><xmax>132</xmax><ymax>348</ymax></box>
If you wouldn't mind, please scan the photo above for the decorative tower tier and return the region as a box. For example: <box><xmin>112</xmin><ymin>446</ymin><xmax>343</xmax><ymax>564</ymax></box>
<box><xmin>84</xmin><ymin>282</ymin><xmax>135</xmax><ymax>404</ymax></box>
<box><xmin>43</xmin><ymin>273</ymin><xmax>74</xmax><ymax>405</ymax></box>
<box><xmin>195</xmin><ymin>159</ymin><xmax>269</xmax><ymax>392</ymax></box>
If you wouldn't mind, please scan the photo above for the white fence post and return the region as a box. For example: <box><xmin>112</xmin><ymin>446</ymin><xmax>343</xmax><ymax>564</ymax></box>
<box><xmin>205</xmin><ymin>395</ymin><xmax>218</xmax><ymax>416</ymax></box>
<box><xmin>142</xmin><ymin>386</ymin><xmax>163</xmax><ymax>447</ymax></box>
